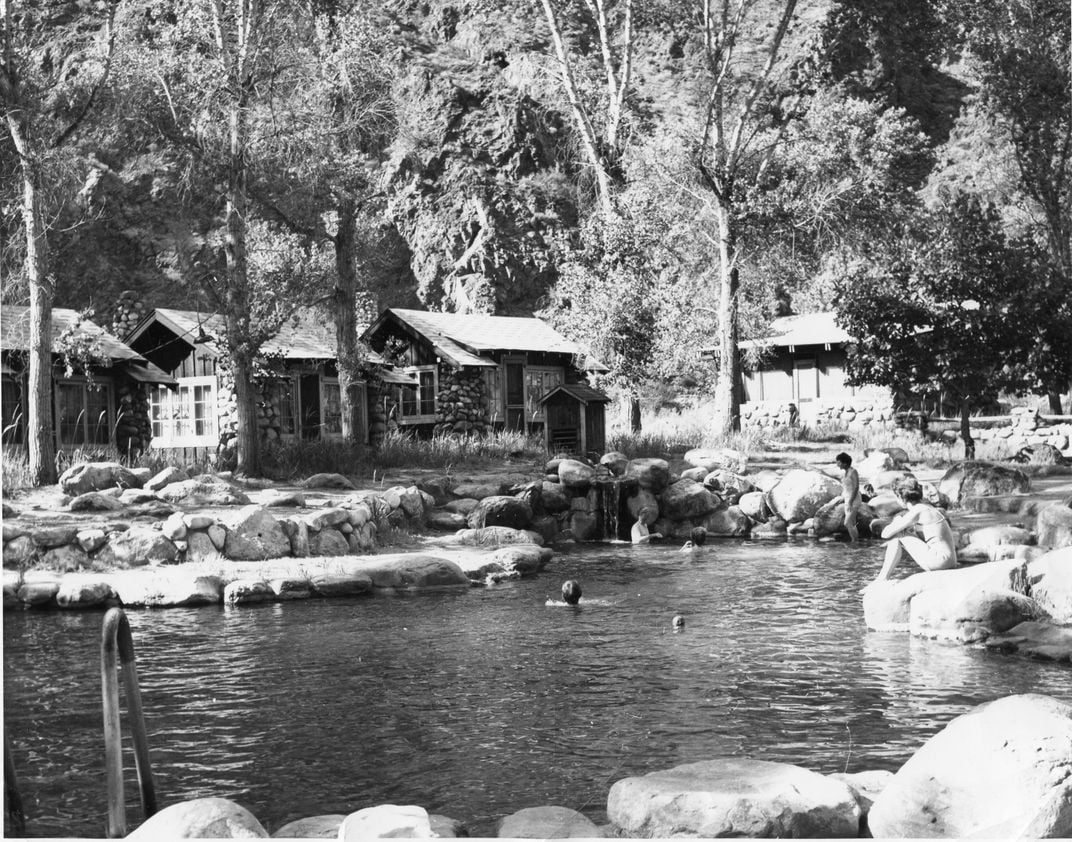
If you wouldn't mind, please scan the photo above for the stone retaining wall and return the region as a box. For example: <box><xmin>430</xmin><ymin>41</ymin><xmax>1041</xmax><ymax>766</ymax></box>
<box><xmin>742</xmin><ymin>397</ymin><xmax>896</xmax><ymax>430</ymax></box>
<box><xmin>972</xmin><ymin>407</ymin><xmax>1072</xmax><ymax>457</ymax></box>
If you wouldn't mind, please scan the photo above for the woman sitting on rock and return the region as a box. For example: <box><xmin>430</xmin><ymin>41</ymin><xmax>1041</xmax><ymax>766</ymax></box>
<box><xmin>871</xmin><ymin>479</ymin><xmax>957</xmax><ymax>583</ymax></box>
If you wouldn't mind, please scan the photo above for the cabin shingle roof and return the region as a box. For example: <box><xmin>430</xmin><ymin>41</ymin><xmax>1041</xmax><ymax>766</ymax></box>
<box><xmin>737</xmin><ymin>312</ymin><xmax>852</xmax><ymax>350</ymax></box>
<box><xmin>2</xmin><ymin>306</ymin><xmax>143</xmax><ymax>362</ymax></box>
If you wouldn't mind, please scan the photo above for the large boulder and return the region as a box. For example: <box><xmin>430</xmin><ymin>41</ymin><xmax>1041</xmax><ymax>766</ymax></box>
<box><xmin>452</xmin><ymin>482</ymin><xmax>505</xmax><ymax>500</ymax></box>
<box><xmin>127</xmin><ymin>797</ymin><xmax>267</xmax><ymax>839</ymax></box>
<box><xmin>40</xmin><ymin>544</ymin><xmax>90</xmax><ymax>572</ymax></box>
<box><xmin>454</xmin><ymin>526</ymin><xmax>542</xmax><ymax>546</ymax></box>
<box><xmin>699</xmin><ymin>506</ymin><xmax>752</xmax><ymax>537</ymax></box>
<box><xmin>659</xmin><ymin>479</ymin><xmax>720</xmax><ymax>521</ymax></box>
<box><xmin>145</xmin><ymin>466</ymin><xmax>186</xmax><ymax>492</ymax></box>
<box><xmin>157</xmin><ymin>477</ymin><xmax>251</xmax><ymax>506</ymax></box>
<box><xmin>3</xmin><ymin>535</ymin><xmax>37</xmax><ymax>567</ymax></box>
<box><xmin>31</xmin><ymin>525</ymin><xmax>79</xmax><ymax>549</ymax></box>
<box><xmin>56</xmin><ymin>576</ymin><xmax>117</xmax><ymax>609</ymax></box>
<box><xmin>111</xmin><ymin>571</ymin><xmax>222</xmax><ymax>607</ymax></box>
<box><xmin>558</xmin><ymin>459</ymin><xmax>595</xmax><ymax>489</ymax></box>
<box><xmin>862</xmin><ymin>559</ymin><xmax>1028</xmax><ymax>632</ymax></box>
<box><xmin>738</xmin><ymin>491</ymin><xmax>769</xmax><ymax>521</ymax></box>
<box><xmin>938</xmin><ymin>461</ymin><xmax>1030</xmax><ymax>506</ymax></box>
<box><xmin>607</xmin><ymin>759</ymin><xmax>860</xmax><ymax>838</ymax></box>
<box><xmin>427</xmin><ymin>510</ymin><xmax>467</xmax><ymax>531</ymax></box>
<box><xmin>301</xmin><ymin>472</ymin><xmax>355</xmax><ymax>489</ymax></box>
<box><xmin>869</xmin><ymin>694</ymin><xmax>1072</xmax><ymax>838</ymax></box>
<box><xmin>625</xmin><ymin>488</ymin><xmax>659</xmax><ymax>521</ymax></box>
<box><xmin>466</xmin><ymin>495</ymin><xmax>533</xmax><ymax>530</ymax></box>
<box><xmin>309</xmin><ymin>529</ymin><xmax>350</xmax><ymax>557</ymax></box>
<box><xmin>344</xmin><ymin>554</ymin><xmax>470</xmax><ymax>590</ymax></box>
<box><xmin>599</xmin><ymin>451</ymin><xmax>629</xmax><ymax>476</ymax></box>
<box><xmin>540</xmin><ymin>481</ymin><xmax>571</xmax><ymax>513</ymax></box>
<box><xmin>222</xmin><ymin>506</ymin><xmax>291</xmax><ymax>560</ymax></box>
<box><xmin>855</xmin><ymin>450</ymin><xmax>895</xmax><ymax>480</ymax></box>
<box><xmin>1036</xmin><ymin>499</ymin><xmax>1072</xmax><ymax>549</ymax></box>
<box><xmin>68</xmin><ymin>491</ymin><xmax>126</xmax><ymax>512</ymax></box>
<box><xmin>767</xmin><ymin>469</ymin><xmax>841</xmax><ymax>523</ymax></box>
<box><xmin>909</xmin><ymin>586</ymin><xmax>1040</xmax><ymax>643</ymax></box>
<box><xmin>59</xmin><ymin>461</ymin><xmax>140</xmax><ymax>496</ymax></box>
<box><xmin>106</xmin><ymin>525</ymin><xmax>179</xmax><ymax>567</ymax></box>
<box><xmin>271</xmin><ymin>814</ymin><xmax>344</xmax><ymax>838</ymax></box>
<box><xmin>1027</xmin><ymin>547</ymin><xmax>1072</xmax><ymax>623</ymax></box>
<box><xmin>866</xmin><ymin>493</ymin><xmax>906</xmax><ymax>518</ymax></box>
<box><xmin>684</xmin><ymin>448</ymin><xmax>747</xmax><ymax>474</ymax></box>
<box><xmin>625</xmin><ymin>458</ymin><xmax>671</xmax><ymax>491</ymax></box>
<box><xmin>497</xmin><ymin>806</ymin><xmax>599</xmax><ymax>838</ymax></box>
<box><xmin>338</xmin><ymin>805</ymin><xmax>432</xmax><ymax>840</ymax></box>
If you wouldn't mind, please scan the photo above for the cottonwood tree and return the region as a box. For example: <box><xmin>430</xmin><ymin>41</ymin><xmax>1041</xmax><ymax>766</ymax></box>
<box><xmin>124</xmin><ymin>0</ymin><xmax>315</xmax><ymax>474</ymax></box>
<box><xmin>835</xmin><ymin>197</ymin><xmax>1072</xmax><ymax>459</ymax></box>
<box><xmin>1</xmin><ymin>0</ymin><xmax>119</xmax><ymax>485</ymax></box>
<box><xmin>689</xmin><ymin>0</ymin><xmax>815</xmax><ymax>437</ymax></box>
<box><xmin>252</xmin><ymin>0</ymin><xmax>397</xmax><ymax>443</ymax></box>
<box><xmin>537</xmin><ymin>0</ymin><xmax>634</xmax><ymax>216</ymax></box>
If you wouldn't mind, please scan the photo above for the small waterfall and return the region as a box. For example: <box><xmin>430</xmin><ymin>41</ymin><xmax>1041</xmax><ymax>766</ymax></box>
<box><xmin>595</xmin><ymin>477</ymin><xmax>636</xmax><ymax>541</ymax></box>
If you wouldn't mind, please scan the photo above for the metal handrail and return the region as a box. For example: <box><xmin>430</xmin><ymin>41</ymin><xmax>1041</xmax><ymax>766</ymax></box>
<box><xmin>4</xmin><ymin>732</ymin><xmax>26</xmax><ymax>836</ymax></box>
<box><xmin>101</xmin><ymin>607</ymin><xmax>158</xmax><ymax>838</ymax></box>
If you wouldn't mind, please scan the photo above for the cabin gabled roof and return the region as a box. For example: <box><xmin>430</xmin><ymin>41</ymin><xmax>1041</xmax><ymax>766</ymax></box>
<box><xmin>126</xmin><ymin>307</ymin><xmax>390</xmax><ymax>365</ymax></box>
<box><xmin>2</xmin><ymin>306</ymin><xmax>143</xmax><ymax>361</ymax></box>
<box><xmin>737</xmin><ymin>312</ymin><xmax>852</xmax><ymax>351</ymax></box>
<box><xmin>363</xmin><ymin>308</ymin><xmax>609</xmax><ymax>371</ymax></box>
<box><xmin>1</xmin><ymin>305</ymin><xmax>176</xmax><ymax>384</ymax></box>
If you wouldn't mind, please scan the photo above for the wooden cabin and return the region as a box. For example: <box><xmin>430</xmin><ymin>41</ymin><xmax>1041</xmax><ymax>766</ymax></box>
<box><xmin>362</xmin><ymin>308</ymin><xmax>607</xmax><ymax>437</ymax></box>
<box><xmin>125</xmin><ymin>307</ymin><xmax>408</xmax><ymax>459</ymax></box>
<box><xmin>538</xmin><ymin>383</ymin><xmax>611</xmax><ymax>456</ymax></box>
<box><xmin>1</xmin><ymin>305</ymin><xmax>175</xmax><ymax>457</ymax></box>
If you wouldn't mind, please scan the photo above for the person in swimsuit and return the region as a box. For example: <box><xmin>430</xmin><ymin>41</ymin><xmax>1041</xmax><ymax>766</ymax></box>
<box><xmin>631</xmin><ymin>507</ymin><xmax>663</xmax><ymax>544</ymax></box>
<box><xmin>872</xmin><ymin>479</ymin><xmax>957</xmax><ymax>582</ymax></box>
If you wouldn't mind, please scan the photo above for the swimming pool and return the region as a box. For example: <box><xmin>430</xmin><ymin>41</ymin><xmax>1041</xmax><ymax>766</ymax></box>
<box><xmin>4</xmin><ymin>540</ymin><xmax>1069</xmax><ymax>837</ymax></box>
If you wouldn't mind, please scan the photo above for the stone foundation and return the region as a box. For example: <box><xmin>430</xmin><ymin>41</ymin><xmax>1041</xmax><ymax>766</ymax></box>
<box><xmin>742</xmin><ymin>397</ymin><xmax>896</xmax><ymax>430</ymax></box>
<box><xmin>973</xmin><ymin>407</ymin><xmax>1072</xmax><ymax>457</ymax></box>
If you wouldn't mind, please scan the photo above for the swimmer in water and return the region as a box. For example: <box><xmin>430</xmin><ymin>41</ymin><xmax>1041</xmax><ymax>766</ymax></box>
<box><xmin>561</xmin><ymin>580</ymin><xmax>582</xmax><ymax>605</ymax></box>
<box><xmin>680</xmin><ymin>527</ymin><xmax>708</xmax><ymax>552</ymax></box>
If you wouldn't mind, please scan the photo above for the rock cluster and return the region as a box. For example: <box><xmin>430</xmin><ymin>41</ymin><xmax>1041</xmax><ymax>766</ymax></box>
<box><xmin>741</xmin><ymin>397</ymin><xmax>896</xmax><ymax>431</ymax></box>
<box><xmin>974</xmin><ymin>406</ymin><xmax>1072</xmax><ymax>459</ymax></box>
<box><xmin>113</xmin><ymin>693</ymin><xmax>1072</xmax><ymax>838</ymax></box>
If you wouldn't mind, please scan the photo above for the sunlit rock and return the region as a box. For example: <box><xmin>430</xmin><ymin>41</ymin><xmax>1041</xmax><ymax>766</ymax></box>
<box><xmin>497</xmin><ymin>805</ymin><xmax>599</xmax><ymax>838</ymax></box>
<box><xmin>127</xmin><ymin>796</ymin><xmax>268</xmax><ymax>838</ymax></box>
<box><xmin>869</xmin><ymin>694</ymin><xmax>1072</xmax><ymax>838</ymax></box>
<box><xmin>607</xmin><ymin>758</ymin><xmax>860</xmax><ymax>838</ymax></box>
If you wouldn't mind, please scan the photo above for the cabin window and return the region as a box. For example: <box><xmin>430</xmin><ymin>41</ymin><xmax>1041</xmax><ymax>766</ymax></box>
<box><xmin>56</xmin><ymin>379</ymin><xmax>112</xmax><ymax>447</ymax></box>
<box><xmin>150</xmin><ymin>376</ymin><xmax>217</xmax><ymax>447</ymax></box>
<box><xmin>525</xmin><ymin>366</ymin><xmax>563</xmax><ymax>423</ymax></box>
<box><xmin>321</xmin><ymin>379</ymin><xmax>342</xmax><ymax>436</ymax></box>
<box><xmin>1</xmin><ymin>375</ymin><xmax>25</xmax><ymax>445</ymax></box>
<box><xmin>401</xmin><ymin>365</ymin><xmax>437</xmax><ymax>422</ymax></box>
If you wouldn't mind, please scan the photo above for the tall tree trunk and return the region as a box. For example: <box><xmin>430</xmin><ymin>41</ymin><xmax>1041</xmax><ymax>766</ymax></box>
<box><xmin>7</xmin><ymin>115</ymin><xmax>56</xmax><ymax>485</ymax></box>
<box><xmin>629</xmin><ymin>392</ymin><xmax>641</xmax><ymax>433</ymax></box>
<box><xmin>1047</xmin><ymin>391</ymin><xmax>1064</xmax><ymax>415</ymax></box>
<box><xmin>333</xmin><ymin>199</ymin><xmax>364</xmax><ymax>443</ymax></box>
<box><xmin>960</xmin><ymin>399</ymin><xmax>975</xmax><ymax>461</ymax></box>
<box><xmin>224</xmin><ymin>96</ymin><xmax>260</xmax><ymax>476</ymax></box>
<box><xmin>712</xmin><ymin>199</ymin><xmax>741</xmax><ymax>437</ymax></box>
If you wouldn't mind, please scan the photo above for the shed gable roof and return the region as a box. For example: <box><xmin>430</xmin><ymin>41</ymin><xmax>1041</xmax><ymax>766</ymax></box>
<box><xmin>537</xmin><ymin>383</ymin><xmax>611</xmax><ymax>405</ymax></box>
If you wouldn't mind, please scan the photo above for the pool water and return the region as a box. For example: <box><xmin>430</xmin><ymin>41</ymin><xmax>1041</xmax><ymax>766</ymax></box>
<box><xmin>4</xmin><ymin>540</ymin><xmax>1070</xmax><ymax>837</ymax></box>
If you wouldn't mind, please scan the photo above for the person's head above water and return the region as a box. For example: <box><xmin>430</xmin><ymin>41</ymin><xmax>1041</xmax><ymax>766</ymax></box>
<box><xmin>689</xmin><ymin>527</ymin><xmax>707</xmax><ymax>546</ymax></box>
<box><xmin>561</xmin><ymin>580</ymin><xmax>582</xmax><ymax>605</ymax></box>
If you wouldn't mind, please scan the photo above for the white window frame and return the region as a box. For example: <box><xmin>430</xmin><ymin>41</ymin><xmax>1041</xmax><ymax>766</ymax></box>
<box><xmin>150</xmin><ymin>375</ymin><xmax>218</xmax><ymax>448</ymax></box>
<box><xmin>399</xmin><ymin>365</ymin><xmax>438</xmax><ymax>424</ymax></box>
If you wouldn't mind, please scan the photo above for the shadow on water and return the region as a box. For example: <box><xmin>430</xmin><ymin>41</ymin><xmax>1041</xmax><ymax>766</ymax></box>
<box><xmin>4</xmin><ymin>539</ymin><xmax>1069</xmax><ymax>837</ymax></box>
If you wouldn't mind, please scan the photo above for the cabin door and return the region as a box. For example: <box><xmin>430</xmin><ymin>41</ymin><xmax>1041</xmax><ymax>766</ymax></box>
<box><xmin>504</xmin><ymin>359</ymin><xmax>526</xmax><ymax>432</ymax></box>
<box><xmin>300</xmin><ymin>374</ymin><xmax>321</xmax><ymax>439</ymax></box>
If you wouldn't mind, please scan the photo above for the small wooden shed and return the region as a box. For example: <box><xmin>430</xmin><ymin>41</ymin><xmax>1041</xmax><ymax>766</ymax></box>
<box><xmin>538</xmin><ymin>383</ymin><xmax>611</xmax><ymax>455</ymax></box>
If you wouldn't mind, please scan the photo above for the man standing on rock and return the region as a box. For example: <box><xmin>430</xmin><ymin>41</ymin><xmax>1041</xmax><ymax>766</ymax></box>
<box><xmin>832</xmin><ymin>452</ymin><xmax>861</xmax><ymax>542</ymax></box>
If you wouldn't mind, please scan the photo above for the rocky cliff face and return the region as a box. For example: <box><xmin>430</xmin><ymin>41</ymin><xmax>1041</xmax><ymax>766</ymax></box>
<box><xmin>384</xmin><ymin>1</ymin><xmax>579</xmax><ymax>315</ymax></box>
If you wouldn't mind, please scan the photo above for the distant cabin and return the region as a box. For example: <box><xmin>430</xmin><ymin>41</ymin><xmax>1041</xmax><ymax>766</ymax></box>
<box><xmin>1</xmin><ymin>305</ymin><xmax>174</xmax><ymax>456</ymax></box>
<box><xmin>728</xmin><ymin>312</ymin><xmax>892</xmax><ymax>429</ymax></box>
<box><xmin>362</xmin><ymin>309</ymin><xmax>607</xmax><ymax>436</ymax></box>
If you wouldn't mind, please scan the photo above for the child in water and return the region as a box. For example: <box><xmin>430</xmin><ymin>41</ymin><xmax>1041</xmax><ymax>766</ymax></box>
<box><xmin>680</xmin><ymin>527</ymin><xmax>708</xmax><ymax>552</ymax></box>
